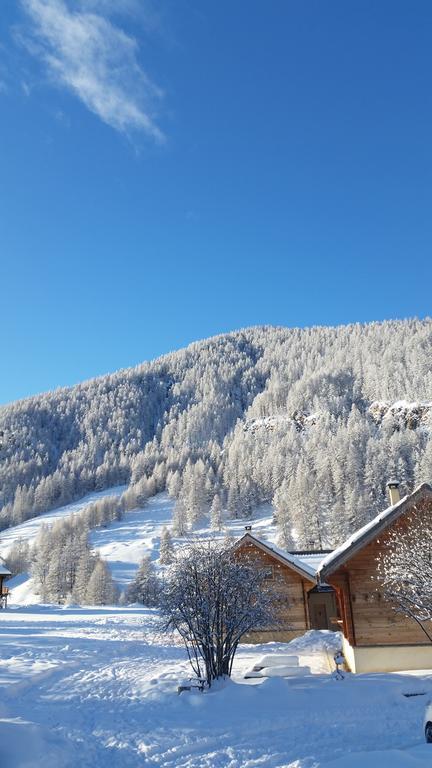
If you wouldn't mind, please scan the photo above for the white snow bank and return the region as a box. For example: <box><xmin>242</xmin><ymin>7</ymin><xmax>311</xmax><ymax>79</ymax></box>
<box><xmin>0</xmin><ymin>716</ymin><xmax>73</xmax><ymax>767</ymax></box>
<box><xmin>322</xmin><ymin>746</ymin><xmax>432</xmax><ymax>767</ymax></box>
<box><xmin>283</xmin><ymin>628</ymin><xmax>343</xmax><ymax>654</ymax></box>
<box><xmin>6</xmin><ymin>573</ymin><xmax>39</xmax><ymax>606</ymax></box>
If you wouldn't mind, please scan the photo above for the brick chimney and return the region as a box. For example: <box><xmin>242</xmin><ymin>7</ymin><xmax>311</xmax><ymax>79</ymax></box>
<box><xmin>387</xmin><ymin>481</ymin><xmax>400</xmax><ymax>506</ymax></box>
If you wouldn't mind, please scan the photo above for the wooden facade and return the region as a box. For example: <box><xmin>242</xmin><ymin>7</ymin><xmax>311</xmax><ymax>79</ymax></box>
<box><xmin>317</xmin><ymin>484</ymin><xmax>432</xmax><ymax>671</ymax></box>
<box><xmin>234</xmin><ymin>535</ymin><xmax>328</xmax><ymax>641</ymax></box>
<box><xmin>323</xmin><ymin>493</ymin><xmax>432</xmax><ymax>648</ymax></box>
<box><xmin>235</xmin><ymin>484</ymin><xmax>432</xmax><ymax>671</ymax></box>
<box><xmin>323</xmin><ymin>486</ymin><xmax>432</xmax><ymax>646</ymax></box>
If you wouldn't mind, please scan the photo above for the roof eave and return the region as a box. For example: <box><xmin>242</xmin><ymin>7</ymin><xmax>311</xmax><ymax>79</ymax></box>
<box><xmin>234</xmin><ymin>533</ymin><xmax>316</xmax><ymax>583</ymax></box>
<box><xmin>318</xmin><ymin>483</ymin><xmax>432</xmax><ymax>580</ymax></box>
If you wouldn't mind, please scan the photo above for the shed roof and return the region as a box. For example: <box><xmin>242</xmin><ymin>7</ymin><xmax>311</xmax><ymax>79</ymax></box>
<box><xmin>318</xmin><ymin>482</ymin><xmax>432</xmax><ymax>580</ymax></box>
<box><xmin>234</xmin><ymin>533</ymin><xmax>316</xmax><ymax>582</ymax></box>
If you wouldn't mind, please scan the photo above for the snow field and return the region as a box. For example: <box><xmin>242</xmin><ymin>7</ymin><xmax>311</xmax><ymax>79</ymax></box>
<box><xmin>2</xmin><ymin>493</ymin><xmax>432</xmax><ymax>765</ymax></box>
<box><xmin>0</xmin><ymin>609</ymin><xmax>432</xmax><ymax>767</ymax></box>
<box><xmin>0</xmin><ymin>485</ymin><xmax>127</xmax><ymax>557</ymax></box>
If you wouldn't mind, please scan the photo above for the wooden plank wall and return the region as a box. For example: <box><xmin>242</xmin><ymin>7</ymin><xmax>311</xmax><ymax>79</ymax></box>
<box><xmin>235</xmin><ymin>541</ymin><xmax>311</xmax><ymax>641</ymax></box>
<box><xmin>329</xmin><ymin>498</ymin><xmax>432</xmax><ymax>646</ymax></box>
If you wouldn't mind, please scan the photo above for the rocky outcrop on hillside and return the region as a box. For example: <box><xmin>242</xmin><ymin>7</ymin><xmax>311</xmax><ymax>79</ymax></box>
<box><xmin>368</xmin><ymin>401</ymin><xmax>432</xmax><ymax>430</ymax></box>
<box><xmin>243</xmin><ymin>411</ymin><xmax>317</xmax><ymax>434</ymax></box>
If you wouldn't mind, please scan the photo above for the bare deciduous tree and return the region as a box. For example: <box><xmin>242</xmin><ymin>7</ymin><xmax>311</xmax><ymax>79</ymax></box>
<box><xmin>160</xmin><ymin>540</ymin><xmax>276</xmax><ymax>687</ymax></box>
<box><xmin>376</xmin><ymin>507</ymin><xmax>432</xmax><ymax>641</ymax></box>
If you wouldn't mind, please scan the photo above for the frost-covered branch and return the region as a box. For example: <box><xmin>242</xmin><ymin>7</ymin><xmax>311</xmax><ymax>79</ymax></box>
<box><xmin>160</xmin><ymin>540</ymin><xmax>277</xmax><ymax>686</ymax></box>
<box><xmin>376</xmin><ymin>503</ymin><xmax>432</xmax><ymax>641</ymax></box>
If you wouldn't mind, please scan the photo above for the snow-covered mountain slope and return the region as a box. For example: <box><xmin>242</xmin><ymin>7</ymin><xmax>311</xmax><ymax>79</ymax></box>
<box><xmin>0</xmin><ymin>486</ymin><xmax>126</xmax><ymax>557</ymax></box>
<box><xmin>3</xmin><ymin>318</ymin><xmax>432</xmax><ymax>553</ymax></box>
<box><xmin>2</xmin><ymin>489</ymin><xmax>278</xmax><ymax>605</ymax></box>
<box><xmin>91</xmin><ymin>494</ymin><xmax>277</xmax><ymax>588</ymax></box>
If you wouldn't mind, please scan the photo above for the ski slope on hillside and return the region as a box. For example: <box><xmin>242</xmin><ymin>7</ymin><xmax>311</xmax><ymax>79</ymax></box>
<box><xmin>1</xmin><ymin>490</ymin><xmax>279</xmax><ymax>604</ymax></box>
<box><xmin>0</xmin><ymin>486</ymin><xmax>127</xmax><ymax>556</ymax></box>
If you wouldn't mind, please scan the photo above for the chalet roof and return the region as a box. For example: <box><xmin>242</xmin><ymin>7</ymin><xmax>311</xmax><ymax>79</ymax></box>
<box><xmin>318</xmin><ymin>482</ymin><xmax>432</xmax><ymax>580</ymax></box>
<box><xmin>288</xmin><ymin>550</ymin><xmax>332</xmax><ymax>572</ymax></box>
<box><xmin>234</xmin><ymin>533</ymin><xmax>316</xmax><ymax>582</ymax></box>
<box><xmin>0</xmin><ymin>563</ymin><xmax>11</xmax><ymax>576</ymax></box>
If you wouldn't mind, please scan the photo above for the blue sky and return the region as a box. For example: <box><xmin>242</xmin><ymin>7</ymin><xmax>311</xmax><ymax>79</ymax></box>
<box><xmin>1</xmin><ymin>0</ymin><xmax>431</xmax><ymax>404</ymax></box>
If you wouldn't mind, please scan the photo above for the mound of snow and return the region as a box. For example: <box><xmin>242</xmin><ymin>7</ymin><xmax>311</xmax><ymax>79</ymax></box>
<box><xmin>321</xmin><ymin>746</ymin><xmax>432</xmax><ymax>767</ymax></box>
<box><xmin>0</xmin><ymin>716</ymin><xmax>73</xmax><ymax>767</ymax></box>
<box><xmin>5</xmin><ymin>573</ymin><xmax>38</xmax><ymax>606</ymax></box>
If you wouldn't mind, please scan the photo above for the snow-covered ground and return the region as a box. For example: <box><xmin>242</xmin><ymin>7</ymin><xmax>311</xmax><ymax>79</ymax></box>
<box><xmin>2</xmin><ymin>493</ymin><xmax>432</xmax><ymax>766</ymax></box>
<box><xmin>0</xmin><ymin>607</ymin><xmax>432</xmax><ymax>767</ymax></box>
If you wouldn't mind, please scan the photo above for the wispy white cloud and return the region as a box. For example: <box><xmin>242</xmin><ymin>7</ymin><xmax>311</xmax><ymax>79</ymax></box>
<box><xmin>20</xmin><ymin>0</ymin><xmax>164</xmax><ymax>140</ymax></box>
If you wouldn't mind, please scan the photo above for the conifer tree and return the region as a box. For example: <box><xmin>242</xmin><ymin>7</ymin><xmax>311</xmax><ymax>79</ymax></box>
<box><xmin>73</xmin><ymin>550</ymin><xmax>98</xmax><ymax>604</ymax></box>
<box><xmin>159</xmin><ymin>526</ymin><xmax>174</xmax><ymax>565</ymax></box>
<box><xmin>172</xmin><ymin>498</ymin><xmax>188</xmax><ymax>536</ymax></box>
<box><xmin>210</xmin><ymin>494</ymin><xmax>223</xmax><ymax>531</ymax></box>
<box><xmin>85</xmin><ymin>559</ymin><xmax>118</xmax><ymax>606</ymax></box>
<box><xmin>126</xmin><ymin>554</ymin><xmax>159</xmax><ymax>606</ymax></box>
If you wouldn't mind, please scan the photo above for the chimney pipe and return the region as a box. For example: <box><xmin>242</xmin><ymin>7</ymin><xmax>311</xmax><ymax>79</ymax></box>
<box><xmin>387</xmin><ymin>481</ymin><xmax>400</xmax><ymax>506</ymax></box>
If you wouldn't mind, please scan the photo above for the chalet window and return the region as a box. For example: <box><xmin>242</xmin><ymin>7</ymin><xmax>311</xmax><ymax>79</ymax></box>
<box><xmin>261</xmin><ymin>565</ymin><xmax>274</xmax><ymax>580</ymax></box>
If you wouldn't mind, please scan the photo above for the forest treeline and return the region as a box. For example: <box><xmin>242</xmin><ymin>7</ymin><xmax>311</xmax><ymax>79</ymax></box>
<box><xmin>1</xmin><ymin>319</ymin><xmax>432</xmax><ymax>548</ymax></box>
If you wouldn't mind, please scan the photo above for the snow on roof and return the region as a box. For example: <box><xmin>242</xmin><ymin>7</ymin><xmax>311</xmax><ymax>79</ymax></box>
<box><xmin>0</xmin><ymin>563</ymin><xmax>11</xmax><ymax>576</ymax></box>
<box><xmin>236</xmin><ymin>534</ymin><xmax>316</xmax><ymax>580</ymax></box>
<box><xmin>318</xmin><ymin>482</ymin><xmax>432</xmax><ymax>577</ymax></box>
<box><xmin>236</xmin><ymin>485</ymin><xmax>432</xmax><ymax>583</ymax></box>
<box><xmin>291</xmin><ymin>551</ymin><xmax>331</xmax><ymax>571</ymax></box>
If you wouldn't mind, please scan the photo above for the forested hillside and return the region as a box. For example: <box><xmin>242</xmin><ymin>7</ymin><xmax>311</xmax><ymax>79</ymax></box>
<box><xmin>1</xmin><ymin>319</ymin><xmax>432</xmax><ymax>548</ymax></box>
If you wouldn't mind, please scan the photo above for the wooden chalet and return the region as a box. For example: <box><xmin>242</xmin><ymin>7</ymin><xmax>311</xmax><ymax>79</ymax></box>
<box><xmin>235</xmin><ymin>481</ymin><xmax>432</xmax><ymax>673</ymax></box>
<box><xmin>233</xmin><ymin>533</ymin><xmax>339</xmax><ymax>642</ymax></box>
<box><xmin>317</xmin><ymin>482</ymin><xmax>432</xmax><ymax>673</ymax></box>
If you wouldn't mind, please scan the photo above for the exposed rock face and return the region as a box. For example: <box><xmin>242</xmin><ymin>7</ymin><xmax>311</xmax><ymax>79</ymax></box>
<box><xmin>243</xmin><ymin>411</ymin><xmax>317</xmax><ymax>434</ymax></box>
<box><xmin>244</xmin><ymin>402</ymin><xmax>432</xmax><ymax>437</ymax></box>
<box><xmin>368</xmin><ymin>401</ymin><xmax>432</xmax><ymax>430</ymax></box>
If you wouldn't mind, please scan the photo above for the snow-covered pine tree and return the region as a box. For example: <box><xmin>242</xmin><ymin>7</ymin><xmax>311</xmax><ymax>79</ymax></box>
<box><xmin>85</xmin><ymin>559</ymin><xmax>118</xmax><ymax>606</ymax></box>
<box><xmin>126</xmin><ymin>554</ymin><xmax>159</xmax><ymax>606</ymax></box>
<box><xmin>210</xmin><ymin>494</ymin><xmax>223</xmax><ymax>531</ymax></box>
<box><xmin>172</xmin><ymin>498</ymin><xmax>188</xmax><ymax>536</ymax></box>
<box><xmin>5</xmin><ymin>537</ymin><xmax>30</xmax><ymax>577</ymax></box>
<box><xmin>31</xmin><ymin>524</ymin><xmax>54</xmax><ymax>600</ymax></box>
<box><xmin>72</xmin><ymin>550</ymin><xmax>98</xmax><ymax>604</ymax></box>
<box><xmin>159</xmin><ymin>527</ymin><xmax>174</xmax><ymax>565</ymax></box>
